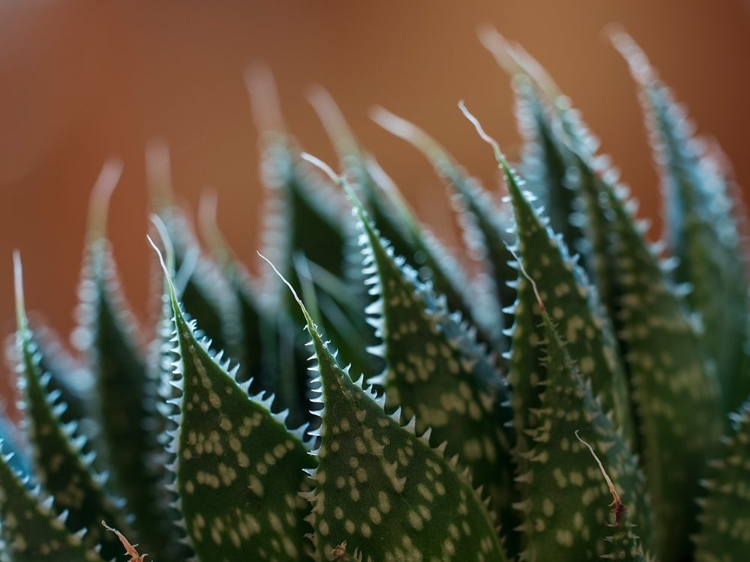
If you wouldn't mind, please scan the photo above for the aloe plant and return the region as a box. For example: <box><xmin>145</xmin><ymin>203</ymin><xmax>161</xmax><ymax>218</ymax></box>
<box><xmin>1</xmin><ymin>29</ymin><xmax>747</xmax><ymax>562</ymax></box>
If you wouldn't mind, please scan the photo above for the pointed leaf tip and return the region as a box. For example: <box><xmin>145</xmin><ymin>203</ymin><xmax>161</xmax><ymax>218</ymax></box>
<box><xmin>258</xmin><ymin>251</ymin><xmax>317</xmax><ymax>334</ymax></box>
<box><xmin>458</xmin><ymin>101</ymin><xmax>509</xmax><ymax>172</ymax></box>
<box><xmin>13</xmin><ymin>250</ymin><xmax>27</xmax><ymax>333</ymax></box>
<box><xmin>87</xmin><ymin>158</ymin><xmax>123</xmax><ymax>240</ymax></box>
<box><xmin>244</xmin><ymin>63</ymin><xmax>285</xmax><ymax>134</ymax></box>
<box><xmin>147</xmin><ymin>234</ymin><xmax>178</xmax><ymax>305</ymax></box>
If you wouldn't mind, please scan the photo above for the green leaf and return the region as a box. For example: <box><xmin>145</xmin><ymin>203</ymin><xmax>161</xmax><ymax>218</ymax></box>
<box><xmin>260</xmin><ymin>134</ymin><xmax>377</xmax><ymax>426</ymax></box>
<box><xmin>72</xmin><ymin>168</ymin><xmax>185</xmax><ymax>561</ymax></box>
<box><xmin>614</xmin><ymin>31</ymin><xmax>750</xmax><ymax>416</ymax></box>
<box><xmin>13</xmin><ymin>253</ymin><xmax>132</xmax><ymax>561</ymax></box>
<box><xmin>513</xmin><ymin>76</ymin><xmax>587</xmax><ymax>262</ymax></box>
<box><xmin>310</xmin><ymin>91</ymin><xmax>498</xmax><ymax>352</ymax></box>
<box><xmin>0</xmin><ymin>443</ymin><xmax>103</xmax><ymax>562</ymax></box>
<box><xmin>352</xmin><ymin>189</ymin><xmax>518</xmax><ymax>550</ymax></box>
<box><xmin>33</xmin><ymin>323</ymin><xmax>94</xmax><ymax>432</ymax></box>
<box><xmin>491</xmin><ymin>136</ymin><xmax>635</xmax><ymax>451</ymax></box>
<box><xmin>0</xmin><ymin>415</ymin><xmax>31</xmax><ymax>485</ymax></box>
<box><xmin>603</xmin><ymin>523</ymin><xmax>648</xmax><ymax>562</ymax></box>
<box><xmin>147</xmin><ymin>143</ymin><xmax>243</xmax><ymax>365</ymax></box>
<box><xmin>518</xmin><ymin>309</ymin><xmax>653</xmax><ymax>560</ymax></box>
<box><xmin>199</xmin><ymin>192</ymin><xmax>282</xmax><ymax>396</ymax></box>
<box><xmin>595</xmin><ymin>160</ymin><xmax>723</xmax><ymax>562</ymax></box>
<box><xmin>372</xmin><ymin>107</ymin><xmax>516</xmax><ymax>350</ymax></box>
<box><xmin>275</xmin><ymin>255</ymin><xmax>508</xmax><ymax>562</ymax></box>
<box><xmin>154</xmin><ymin>243</ymin><xmax>317</xmax><ymax>561</ymax></box>
<box><xmin>694</xmin><ymin>401</ymin><xmax>750</xmax><ymax>562</ymax></box>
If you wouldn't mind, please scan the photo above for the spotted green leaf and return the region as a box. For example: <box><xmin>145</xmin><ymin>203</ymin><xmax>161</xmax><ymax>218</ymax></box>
<box><xmin>13</xmin><ymin>253</ymin><xmax>132</xmax><ymax>561</ymax></box>
<box><xmin>281</xmin><ymin>261</ymin><xmax>508</xmax><ymax>562</ymax></box>
<box><xmin>309</xmin><ymin>90</ymin><xmax>497</xmax><ymax>351</ymax></box>
<box><xmin>614</xmin><ymin>32</ymin><xmax>750</xmax><ymax>416</ymax></box>
<box><xmin>73</xmin><ymin>165</ymin><xmax>173</xmax><ymax>560</ymax></box>
<box><xmin>494</xmin><ymin>142</ymin><xmax>634</xmax><ymax>450</ymax></box>
<box><xmin>155</xmin><ymin>244</ymin><xmax>316</xmax><ymax>561</ymax></box>
<box><xmin>372</xmin><ymin>108</ymin><xmax>516</xmax><ymax>349</ymax></box>
<box><xmin>199</xmin><ymin>193</ymin><xmax>281</xmax><ymax>396</ymax></box>
<box><xmin>350</xmin><ymin>186</ymin><xmax>517</xmax><ymax>548</ymax></box>
<box><xmin>604</xmin><ymin>523</ymin><xmax>648</xmax><ymax>562</ymax></box>
<box><xmin>0</xmin><ymin>407</ymin><xmax>31</xmax><ymax>485</ymax></box>
<box><xmin>147</xmin><ymin>143</ymin><xmax>243</xmax><ymax>365</ymax></box>
<box><xmin>518</xmin><ymin>309</ymin><xmax>653</xmax><ymax>561</ymax></box>
<box><xmin>513</xmin><ymin>76</ymin><xmax>586</xmax><ymax>263</ymax></box>
<box><xmin>259</xmin><ymin>133</ymin><xmax>379</xmax><ymax>428</ymax></box>
<box><xmin>597</xmin><ymin>164</ymin><xmax>723</xmax><ymax>562</ymax></box>
<box><xmin>0</xmin><ymin>443</ymin><xmax>103</xmax><ymax>562</ymax></box>
<box><xmin>694</xmin><ymin>401</ymin><xmax>750</xmax><ymax>562</ymax></box>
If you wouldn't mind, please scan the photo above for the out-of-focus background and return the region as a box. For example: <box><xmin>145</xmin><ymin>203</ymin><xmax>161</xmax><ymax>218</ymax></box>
<box><xmin>0</xmin><ymin>0</ymin><xmax>748</xmax><ymax>397</ymax></box>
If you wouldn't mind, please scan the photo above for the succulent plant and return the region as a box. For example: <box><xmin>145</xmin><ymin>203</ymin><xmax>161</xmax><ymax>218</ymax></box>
<box><xmin>1</xmin><ymin>29</ymin><xmax>747</xmax><ymax>562</ymax></box>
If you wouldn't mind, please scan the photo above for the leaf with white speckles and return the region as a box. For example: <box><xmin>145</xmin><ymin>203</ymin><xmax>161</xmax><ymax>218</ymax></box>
<box><xmin>259</xmin><ymin>133</ymin><xmax>379</xmax><ymax>426</ymax></box>
<box><xmin>694</xmin><ymin>401</ymin><xmax>750</xmax><ymax>562</ymax></box>
<box><xmin>513</xmin><ymin>76</ymin><xmax>587</xmax><ymax>263</ymax></box>
<box><xmin>614</xmin><ymin>32</ymin><xmax>750</xmax><ymax>417</ymax></box>
<box><xmin>157</xmin><ymin>246</ymin><xmax>317</xmax><ymax>561</ymax></box>
<box><xmin>147</xmin><ymin>143</ymin><xmax>243</xmax><ymax>368</ymax></box>
<box><xmin>518</xmin><ymin>310</ymin><xmax>653</xmax><ymax>561</ymax></box>
<box><xmin>13</xmin><ymin>254</ymin><xmax>133</xmax><ymax>561</ymax></box>
<box><xmin>352</xmin><ymin>192</ymin><xmax>518</xmax><ymax>549</ymax></box>
<box><xmin>75</xmin><ymin>168</ymin><xmax>176</xmax><ymax>560</ymax></box>
<box><xmin>291</xmin><ymin>271</ymin><xmax>509</xmax><ymax>562</ymax></box>
<box><xmin>0</xmin><ymin>442</ymin><xmax>103</xmax><ymax>562</ymax></box>
<box><xmin>603</xmin><ymin>523</ymin><xmax>648</xmax><ymax>562</ymax></box>
<box><xmin>597</xmin><ymin>157</ymin><xmax>723</xmax><ymax>562</ymax></box>
<box><xmin>372</xmin><ymin>107</ymin><xmax>516</xmax><ymax>350</ymax></box>
<box><xmin>310</xmin><ymin>91</ymin><xmax>497</xmax><ymax>352</ymax></box>
<box><xmin>501</xmin><ymin>154</ymin><xmax>634</xmax><ymax>451</ymax></box>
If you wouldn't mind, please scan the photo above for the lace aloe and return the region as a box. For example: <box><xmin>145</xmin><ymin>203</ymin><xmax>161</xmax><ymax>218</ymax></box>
<box><xmin>0</xmin><ymin>28</ymin><xmax>746</xmax><ymax>562</ymax></box>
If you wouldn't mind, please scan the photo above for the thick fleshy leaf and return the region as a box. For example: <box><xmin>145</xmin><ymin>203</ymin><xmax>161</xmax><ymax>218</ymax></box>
<box><xmin>603</xmin><ymin>523</ymin><xmax>648</xmax><ymax>562</ymax></box>
<box><xmin>0</xmin><ymin>409</ymin><xmax>31</xmax><ymax>482</ymax></box>
<box><xmin>13</xmin><ymin>254</ymin><xmax>132</xmax><ymax>560</ymax></box>
<box><xmin>309</xmin><ymin>90</ymin><xmax>498</xmax><ymax>351</ymax></box>
<box><xmin>73</xmin><ymin>167</ymin><xmax>182</xmax><ymax>561</ymax></box>
<box><xmin>614</xmin><ymin>32</ymin><xmax>750</xmax><ymax>416</ymax></box>
<box><xmin>156</xmin><ymin>245</ymin><xmax>316</xmax><ymax>561</ymax></box>
<box><xmin>372</xmin><ymin>108</ymin><xmax>516</xmax><ymax>349</ymax></box>
<box><xmin>0</xmin><ymin>442</ymin><xmax>103</xmax><ymax>562</ymax></box>
<box><xmin>199</xmin><ymin>193</ymin><xmax>281</xmax><ymax>395</ymax></box>
<box><xmin>259</xmin><ymin>134</ymin><xmax>377</xmax><ymax>426</ymax></box>
<box><xmin>513</xmin><ymin>76</ymin><xmax>587</xmax><ymax>263</ymax></box>
<box><xmin>486</xmin><ymin>135</ymin><xmax>634</xmax><ymax>450</ymax></box>
<box><xmin>147</xmin><ymin>143</ymin><xmax>243</xmax><ymax>366</ymax></box>
<box><xmin>279</xmin><ymin>262</ymin><xmax>508</xmax><ymax>562</ymax></box>
<box><xmin>597</xmin><ymin>163</ymin><xmax>723</xmax><ymax>562</ymax></box>
<box><xmin>352</xmin><ymin>191</ymin><xmax>517</xmax><ymax>550</ymax></box>
<box><xmin>694</xmin><ymin>401</ymin><xmax>750</xmax><ymax>562</ymax></box>
<box><xmin>519</xmin><ymin>310</ymin><xmax>653</xmax><ymax>561</ymax></box>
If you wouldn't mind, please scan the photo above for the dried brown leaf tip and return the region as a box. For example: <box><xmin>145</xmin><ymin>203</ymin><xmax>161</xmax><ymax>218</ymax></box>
<box><xmin>575</xmin><ymin>431</ymin><xmax>627</xmax><ymax>527</ymax></box>
<box><xmin>102</xmin><ymin>521</ymin><xmax>148</xmax><ymax>561</ymax></box>
<box><xmin>332</xmin><ymin>540</ymin><xmax>350</xmax><ymax>560</ymax></box>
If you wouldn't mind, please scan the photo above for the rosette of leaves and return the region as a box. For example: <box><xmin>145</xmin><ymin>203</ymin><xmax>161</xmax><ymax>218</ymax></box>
<box><xmin>0</xmin><ymin>30</ymin><xmax>747</xmax><ymax>562</ymax></box>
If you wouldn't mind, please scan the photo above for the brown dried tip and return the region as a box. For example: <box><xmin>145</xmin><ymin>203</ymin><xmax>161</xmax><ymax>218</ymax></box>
<box><xmin>332</xmin><ymin>540</ymin><xmax>349</xmax><ymax>560</ymax></box>
<box><xmin>102</xmin><ymin>521</ymin><xmax>147</xmax><ymax>561</ymax></box>
<box><xmin>574</xmin><ymin>431</ymin><xmax>627</xmax><ymax>527</ymax></box>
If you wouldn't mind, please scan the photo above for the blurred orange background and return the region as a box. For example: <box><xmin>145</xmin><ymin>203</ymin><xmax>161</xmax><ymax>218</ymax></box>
<box><xmin>0</xmin><ymin>0</ymin><xmax>748</xmax><ymax>398</ymax></box>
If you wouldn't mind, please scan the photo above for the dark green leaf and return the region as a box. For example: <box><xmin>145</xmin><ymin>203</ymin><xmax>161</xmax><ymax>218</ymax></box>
<box><xmin>158</xmin><ymin>247</ymin><xmax>317</xmax><ymax>561</ymax></box>
<box><xmin>614</xmin><ymin>32</ymin><xmax>750</xmax><ymax>416</ymax></box>
<box><xmin>14</xmin><ymin>254</ymin><xmax>132</xmax><ymax>561</ymax></box>
<box><xmin>0</xmin><ymin>442</ymin><xmax>103</xmax><ymax>562</ymax></box>
<box><xmin>353</xmin><ymin>192</ymin><xmax>518</xmax><ymax>550</ymax></box>
<box><xmin>283</xmin><ymin>261</ymin><xmax>508</xmax><ymax>562</ymax></box>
